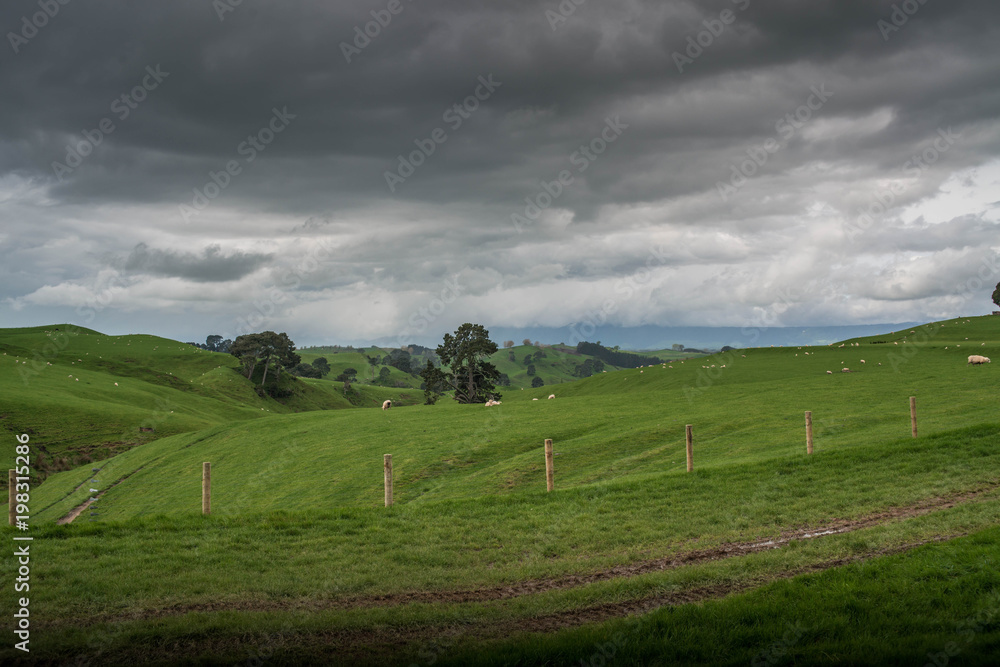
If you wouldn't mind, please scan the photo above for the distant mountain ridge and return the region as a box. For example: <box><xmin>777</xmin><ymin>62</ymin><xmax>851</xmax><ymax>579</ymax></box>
<box><xmin>363</xmin><ymin>323</ymin><xmax>922</xmax><ymax>352</ymax></box>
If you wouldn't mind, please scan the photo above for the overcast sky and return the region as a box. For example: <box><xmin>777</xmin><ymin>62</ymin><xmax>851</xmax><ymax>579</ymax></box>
<box><xmin>2</xmin><ymin>0</ymin><xmax>999</xmax><ymax>346</ymax></box>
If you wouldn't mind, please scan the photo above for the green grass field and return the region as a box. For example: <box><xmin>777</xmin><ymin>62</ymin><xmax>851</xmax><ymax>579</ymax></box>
<box><xmin>1</xmin><ymin>316</ymin><xmax>998</xmax><ymax>664</ymax></box>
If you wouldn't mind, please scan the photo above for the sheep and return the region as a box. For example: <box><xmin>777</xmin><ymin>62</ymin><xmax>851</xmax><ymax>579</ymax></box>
<box><xmin>967</xmin><ymin>355</ymin><xmax>991</xmax><ymax>365</ymax></box>
<box><xmin>841</xmin><ymin>368</ymin><xmax>850</xmax><ymax>373</ymax></box>
<box><xmin>860</xmin><ymin>360</ymin><xmax>865</xmax><ymax>364</ymax></box>
<box><xmin>382</xmin><ymin>399</ymin><xmax>392</xmax><ymax>410</ymax></box>
<box><xmin>826</xmin><ymin>370</ymin><xmax>833</xmax><ymax>374</ymax></box>
<box><xmin>548</xmin><ymin>394</ymin><xmax>555</xmax><ymax>399</ymax></box>
<box><xmin>532</xmin><ymin>398</ymin><xmax>539</xmax><ymax>401</ymax></box>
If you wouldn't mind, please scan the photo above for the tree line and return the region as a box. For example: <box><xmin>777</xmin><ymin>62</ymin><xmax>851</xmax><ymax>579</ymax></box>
<box><xmin>575</xmin><ymin>341</ymin><xmax>663</xmax><ymax>368</ymax></box>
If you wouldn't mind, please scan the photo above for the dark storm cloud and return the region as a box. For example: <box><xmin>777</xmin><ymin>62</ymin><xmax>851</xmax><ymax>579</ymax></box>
<box><xmin>2</xmin><ymin>0</ymin><xmax>1000</xmax><ymax>341</ymax></box>
<box><xmin>1</xmin><ymin>0</ymin><xmax>996</xmax><ymax>216</ymax></box>
<box><xmin>119</xmin><ymin>243</ymin><xmax>272</xmax><ymax>282</ymax></box>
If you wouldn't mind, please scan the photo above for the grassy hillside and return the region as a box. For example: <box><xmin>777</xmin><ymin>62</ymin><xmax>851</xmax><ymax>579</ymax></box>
<box><xmin>0</xmin><ymin>325</ymin><xmax>410</xmax><ymax>475</ymax></box>
<box><xmin>2</xmin><ymin>315</ymin><xmax>998</xmax><ymax>665</ymax></box>
<box><xmin>298</xmin><ymin>342</ymin><xmax>688</xmax><ymax>392</ymax></box>
<box><xmin>23</xmin><ymin>315</ymin><xmax>1000</xmax><ymax>523</ymax></box>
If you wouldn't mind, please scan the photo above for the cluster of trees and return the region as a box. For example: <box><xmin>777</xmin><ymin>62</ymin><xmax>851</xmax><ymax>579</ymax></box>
<box><xmin>573</xmin><ymin>357</ymin><xmax>606</xmax><ymax>378</ymax></box>
<box><xmin>575</xmin><ymin>341</ymin><xmax>663</xmax><ymax>368</ymax></box>
<box><xmin>288</xmin><ymin>357</ymin><xmax>331</xmax><ymax>379</ymax></box>
<box><xmin>188</xmin><ymin>335</ymin><xmax>233</xmax><ymax>353</ymax></box>
<box><xmin>229</xmin><ymin>331</ymin><xmax>301</xmax><ymax>397</ymax></box>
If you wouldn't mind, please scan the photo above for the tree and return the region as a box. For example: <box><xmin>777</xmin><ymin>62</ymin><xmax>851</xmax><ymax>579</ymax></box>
<box><xmin>436</xmin><ymin>323</ymin><xmax>501</xmax><ymax>404</ymax></box>
<box><xmin>523</xmin><ymin>354</ymin><xmax>533</xmax><ymax>365</ymax></box>
<box><xmin>365</xmin><ymin>354</ymin><xmax>382</xmax><ymax>382</ymax></box>
<box><xmin>335</xmin><ymin>367</ymin><xmax>358</xmax><ymax>381</ymax></box>
<box><xmin>377</xmin><ymin>366</ymin><xmax>392</xmax><ymax>385</ymax></box>
<box><xmin>311</xmin><ymin>357</ymin><xmax>331</xmax><ymax>377</ymax></box>
<box><xmin>522</xmin><ymin>338</ymin><xmax>531</xmax><ymax>346</ymax></box>
<box><xmin>419</xmin><ymin>360</ymin><xmax>449</xmax><ymax>405</ymax></box>
<box><xmin>206</xmin><ymin>335</ymin><xmax>223</xmax><ymax>351</ymax></box>
<box><xmin>672</xmin><ymin>344</ymin><xmax>684</xmax><ymax>351</ymax></box>
<box><xmin>531</xmin><ymin>376</ymin><xmax>544</xmax><ymax>388</ymax></box>
<box><xmin>229</xmin><ymin>331</ymin><xmax>300</xmax><ymax>396</ymax></box>
<box><xmin>503</xmin><ymin>340</ymin><xmax>515</xmax><ymax>349</ymax></box>
<box><xmin>497</xmin><ymin>373</ymin><xmax>511</xmax><ymax>387</ymax></box>
<box><xmin>993</xmin><ymin>281</ymin><xmax>1000</xmax><ymax>309</ymax></box>
<box><xmin>386</xmin><ymin>348</ymin><xmax>412</xmax><ymax>374</ymax></box>
<box><xmin>290</xmin><ymin>362</ymin><xmax>321</xmax><ymax>379</ymax></box>
<box><xmin>526</xmin><ymin>364</ymin><xmax>536</xmax><ymax>376</ymax></box>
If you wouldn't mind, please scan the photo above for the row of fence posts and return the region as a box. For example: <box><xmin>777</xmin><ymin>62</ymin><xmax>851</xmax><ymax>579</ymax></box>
<box><xmin>2</xmin><ymin>397</ymin><xmax>924</xmax><ymax>523</ymax></box>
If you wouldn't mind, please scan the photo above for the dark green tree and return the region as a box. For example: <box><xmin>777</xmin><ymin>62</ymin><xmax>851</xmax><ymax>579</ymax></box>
<box><xmin>290</xmin><ymin>362</ymin><xmax>321</xmax><ymax>379</ymax></box>
<box><xmin>419</xmin><ymin>360</ymin><xmax>450</xmax><ymax>405</ymax></box>
<box><xmin>311</xmin><ymin>357</ymin><xmax>331</xmax><ymax>377</ymax></box>
<box><xmin>365</xmin><ymin>353</ymin><xmax>382</xmax><ymax>381</ymax></box>
<box><xmin>993</xmin><ymin>281</ymin><xmax>1000</xmax><ymax>309</ymax></box>
<box><xmin>230</xmin><ymin>331</ymin><xmax>300</xmax><ymax>396</ymax></box>
<box><xmin>531</xmin><ymin>376</ymin><xmax>544</xmax><ymax>388</ymax></box>
<box><xmin>378</xmin><ymin>366</ymin><xmax>392</xmax><ymax>384</ymax></box>
<box><xmin>436</xmin><ymin>323</ymin><xmax>500</xmax><ymax>404</ymax></box>
<box><xmin>386</xmin><ymin>348</ymin><xmax>412</xmax><ymax>374</ymax></box>
<box><xmin>526</xmin><ymin>364</ymin><xmax>536</xmax><ymax>377</ymax></box>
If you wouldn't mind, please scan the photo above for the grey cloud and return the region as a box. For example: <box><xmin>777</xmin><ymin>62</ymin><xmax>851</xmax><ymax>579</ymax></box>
<box><xmin>118</xmin><ymin>243</ymin><xmax>272</xmax><ymax>282</ymax></box>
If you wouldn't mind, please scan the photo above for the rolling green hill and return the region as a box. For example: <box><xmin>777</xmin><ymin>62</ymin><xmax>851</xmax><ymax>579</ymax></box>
<box><xmin>0</xmin><ymin>325</ymin><xmax>415</xmax><ymax>475</ymax></box>
<box><xmin>23</xmin><ymin>315</ymin><xmax>1000</xmax><ymax>523</ymax></box>
<box><xmin>2</xmin><ymin>315</ymin><xmax>999</xmax><ymax>665</ymax></box>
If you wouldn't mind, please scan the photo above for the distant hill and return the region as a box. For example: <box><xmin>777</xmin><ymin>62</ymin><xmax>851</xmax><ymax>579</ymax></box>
<box><xmin>0</xmin><ymin>325</ymin><xmax>417</xmax><ymax>477</ymax></box>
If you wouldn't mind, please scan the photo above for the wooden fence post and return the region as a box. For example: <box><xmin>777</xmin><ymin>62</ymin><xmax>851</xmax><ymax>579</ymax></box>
<box><xmin>202</xmin><ymin>462</ymin><xmax>211</xmax><ymax>515</ymax></box>
<box><xmin>384</xmin><ymin>454</ymin><xmax>393</xmax><ymax>507</ymax></box>
<box><xmin>910</xmin><ymin>396</ymin><xmax>917</xmax><ymax>438</ymax></box>
<box><xmin>544</xmin><ymin>439</ymin><xmax>554</xmax><ymax>492</ymax></box>
<box><xmin>805</xmin><ymin>411</ymin><xmax>814</xmax><ymax>455</ymax></box>
<box><xmin>685</xmin><ymin>425</ymin><xmax>693</xmax><ymax>472</ymax></box>
<box><xmin>8</xmin><ymin>469</ymin><xmax>15</xmax><ymax>527</ymax></box>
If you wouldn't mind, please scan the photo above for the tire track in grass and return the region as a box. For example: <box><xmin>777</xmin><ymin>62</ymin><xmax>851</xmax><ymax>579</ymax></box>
<box><xmin>40</xmin><ymin>536</ymin><xmax>960</xmax><ymax>667</ymax></box>
<box><xmin>56</xmin><ymin>466</ymin><xmax>146</xmax><ymax>524</ymax></box>
<box><xmin>56</xmin><ymin>484</ymin><xmax>997</xmax><ymax>623</ymax></box>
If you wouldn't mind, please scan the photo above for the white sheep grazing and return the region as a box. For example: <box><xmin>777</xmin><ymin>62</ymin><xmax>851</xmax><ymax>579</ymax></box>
<box><xmin>967</xmin><ymin>355</ymin><xmax>991</xmax><ymax>365</ymax></box>
<box><xmin>548</xmin><ymin>394</ymin><xmax>555</xmax><ymax>399</ymax></box>
<box><xmin>533</xmin><ymin>398</ymin><xmax>539</xmax><ymax>401</ymax></box>
<box><xmin>842</xmin><ymin>368</ymin><xmax>850</xmax><ymax>373</ymax></box>
<box><xmin>860</xmin><ymin>360</ymin><xmax>865</xmax><ymax>364</ymax></box>
<box><xmin>826</xmin><ymin>370</ymin><xmax>833</xmax><ymax>374</ymax></box>
<box><xmin>382</xmin><ymin>399</ymin><xmax>392</xmax><ymax>410</ymax></box>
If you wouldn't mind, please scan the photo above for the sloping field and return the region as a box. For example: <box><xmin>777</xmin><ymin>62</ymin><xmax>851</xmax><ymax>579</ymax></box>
<box><xmin>1</xmin><ymin>316</ymin><xmax>998</xmax><ymax>664</ymax></box>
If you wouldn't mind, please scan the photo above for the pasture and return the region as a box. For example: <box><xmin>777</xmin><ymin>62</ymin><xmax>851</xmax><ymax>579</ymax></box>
<box><xmin>2</xmin><ymin>316</ymin><xmax>999</xmax><ymax>664</ymax></box>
